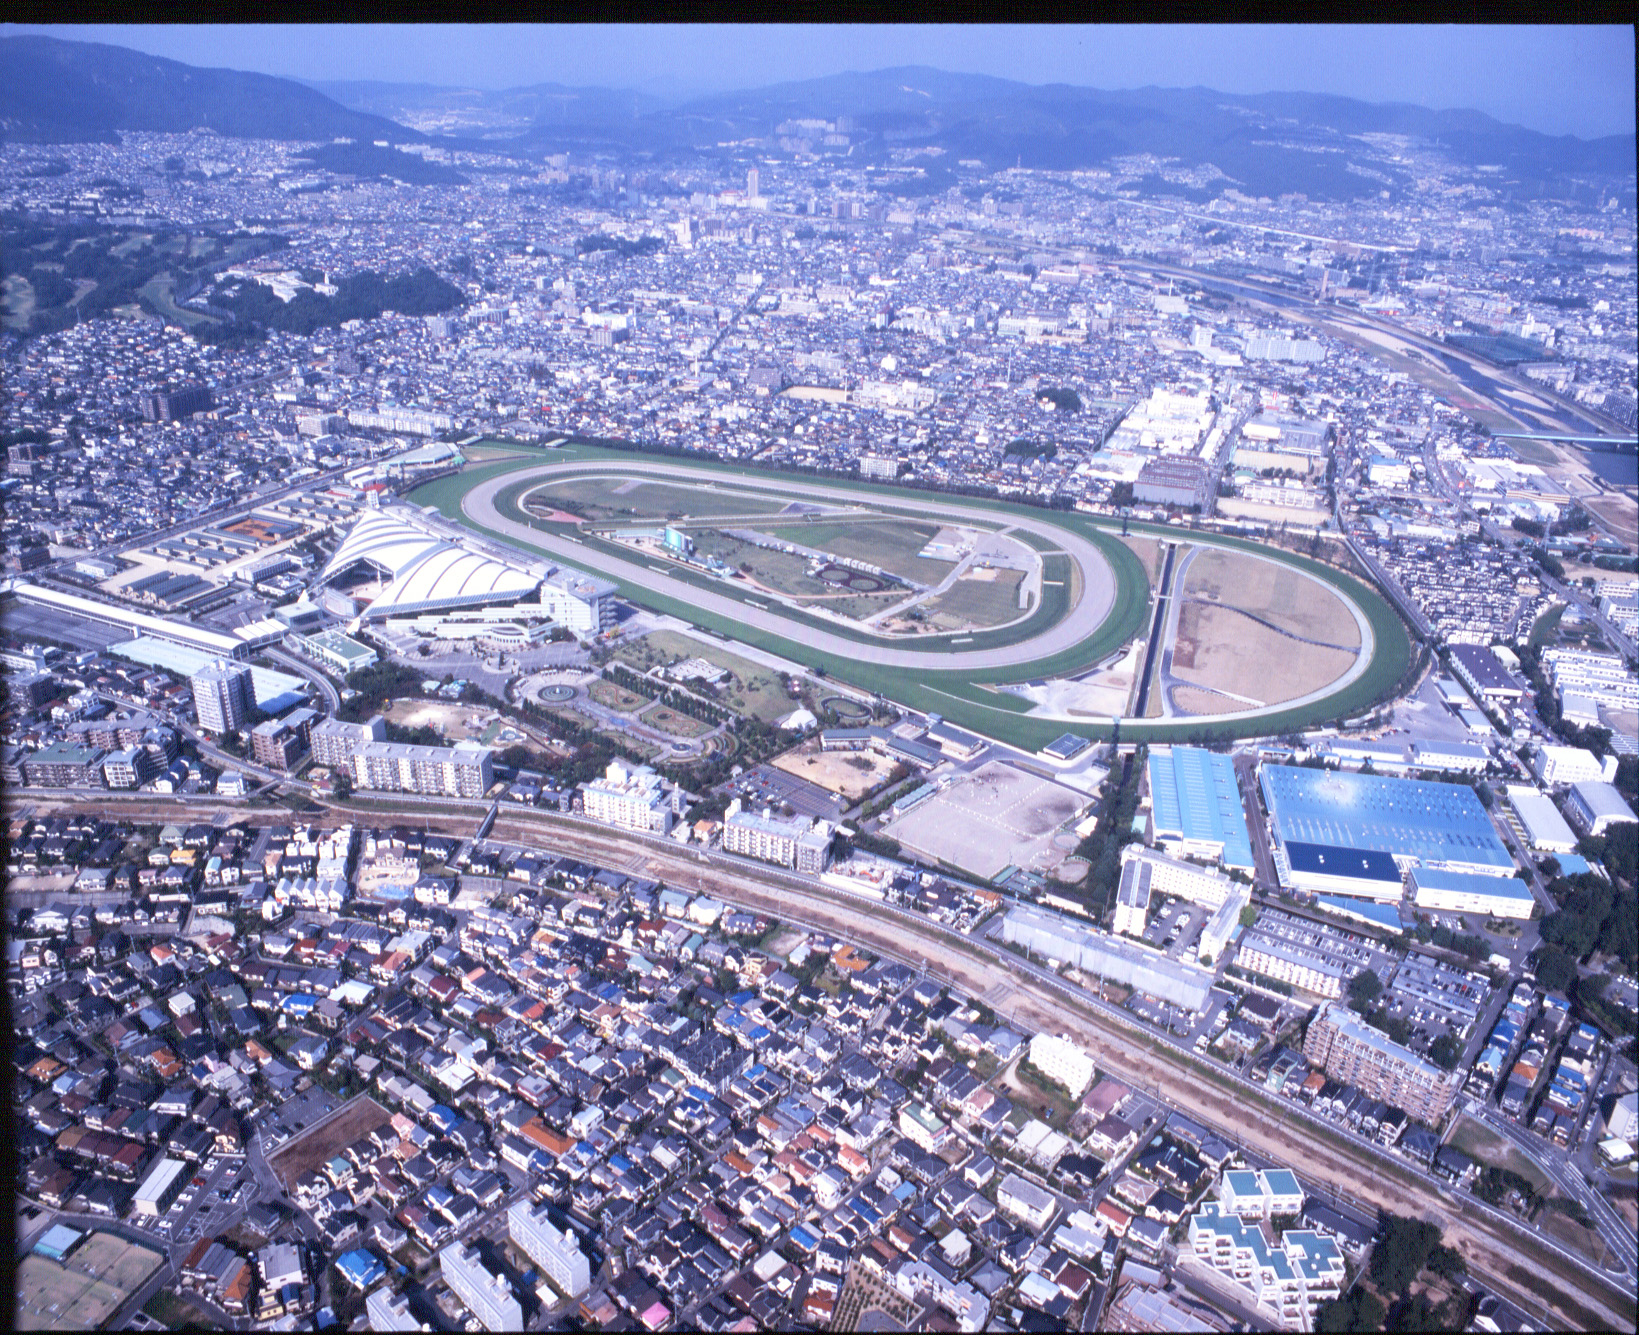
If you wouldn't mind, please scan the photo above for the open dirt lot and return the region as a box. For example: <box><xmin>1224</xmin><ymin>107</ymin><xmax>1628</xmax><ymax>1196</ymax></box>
<box><xmin>885</xmin><ymin>760</ymin><xmax>1085</xmax><ymax>879</ymax></box>
<box><xmin>384</xmin><ymin>699</ymin><xmax>498</xmax><ymax>740</ymax></box>
<box><xmin>266</xmin><ymin>1095</ymin><xmax>393</xmax><ymax>1192</ymax></box>
<box><xmin>1182</xmin><ymin>547</ymin><xmax>1361</xmax><ymax>647</ymax></box>
<box><xmin>16</xmin><ymin>1232</ymin><xmax>164</xmax><ymax>1331</ymax></box>
<box><xmin>771</xmin><ymin>741</ymin><xmax>902</xmax><ymax>801</ymax></box>
<box><xmin>1117</xmin><ymin>535</ymin><xmax>1163</xmax><ymax>583</ymax></box>
<box><xmin>1172</xmin><ymin>602</ymin><xmax>1357</xmax><ymax>706</ymax></box>
<box><xmin>1170</xmin><ymin>684</ymin><xmax>1251</xmax><ymax>715</ymax></box>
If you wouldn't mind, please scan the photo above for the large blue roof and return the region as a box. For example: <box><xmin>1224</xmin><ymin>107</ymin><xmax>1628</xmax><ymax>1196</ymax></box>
<box><xmin>1148</xmin><ymin>746</ymin><xmax>1255</xmax><ymax>870</ymax></box>
<box><xmin>1261</xmin><ymin>765</ymin><xmax>1513</xmax><ymax>873</ymax></box>
<box><xmin>1287</xmin><ymin>841</ymin><xmax>1401</xmax><ymax>883</ymax></box>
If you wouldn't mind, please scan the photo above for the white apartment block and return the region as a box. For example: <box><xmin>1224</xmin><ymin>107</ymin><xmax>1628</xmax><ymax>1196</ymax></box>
<box><xmin>1029</xmin><ymin>1032</ymin><xmax>1095</xmax><ymax>1098</ymax></box>
<box><xmin>311</xmin><ymin>714</ymin><xmax>387</xmax><ymax>770</ymax></box>
<box><xmin>438</xmin><ymin>1242</ymin><xmax>522</xmax><ymax>1333</ymax></box>
<box><xmin>722</xmin><ymin>801</ymin><xmax>832</xmax><ymax>872</ymax></box>
<box><xmin>582</xmin><ymin>760</ymin><xmax>680</xmax><ymax>834</ymax></box>
<box><xmin>353</xmin><ymin>740</ymin><xmax>493</xmax><ymax>799</ymax></box>
<box><xmin>1544</xmin><ymin>647</ymin><xmax>1639</xmax><ymax>710</ymax></box>
<box><xmin>1235</xmin><ymin>932</ymin><xmax>1346</xmax><ymax>998</ymax></box>
<box><xmin>1219</xmin><ymin>1168</ymin><xmax>1305</xmax><ymax>1219</ymax></box>
<box><xmin>508</xmin><ymin>1199</ymin><xmax>591</xmax><ymax>1297</ymax></box>
<box><xmin>1188</xmin><ymin>1201</ymin><xmax>1344</xmax><ymax>1331</ymax></box>
<box><xmin>190</xmin><ymin>659</ymin><xmax>254</xmax><ymax>735</ymax></box>
<box><xmin>1120</xmin><ymin>845</ymin><xmax>1236</xmax><ymax>908</ymax></box>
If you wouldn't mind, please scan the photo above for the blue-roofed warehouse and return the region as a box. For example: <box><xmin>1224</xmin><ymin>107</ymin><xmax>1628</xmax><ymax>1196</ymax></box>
<box><xmin>1147</xmin><ymin>746</ymin><xmax>1255</xmax><ymax>871</ymax></box>
<box><xmin>1410</xmin><ymin>867</ymin><xmax>1536</xmax><ymax>920</ymax></box>
<box><xmin>1285</xmin><ymin>842</ymin><xmax>1403</xmax><ymax>899</ymax></box>
<box><xmin>1260</xmin><ymin>765</ymin><xmax>1515</xmax><ymax>881</ymax></box>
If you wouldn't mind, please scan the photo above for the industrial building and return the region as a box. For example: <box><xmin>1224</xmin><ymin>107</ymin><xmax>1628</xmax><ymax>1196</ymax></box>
<box><xmin>1564</xmin><ymin>780</ymin><xmax>1638</xmax><ymax>837</ymax></box>
<box><xmin>132</xmin><ymin>1155</ymin><xmax>189</xmax><ymax>1216</ymax></box>
<box><xmin>721</xmin><ymin>801</ymin><xmax>832</xmax><ymax>873</ymax></box>
<box><xmin>1447</xmin><ymin>644</ymin><xmax>1524</xmax><ymax>703</ymax></box>
<box><xmin>1303</xmin><ymin>1002</ymin><xmax>1463</xmax><ymax>1124</ymax></box>
<box><xmin>1505</xmin><ymin>785</ymin><xmax>1580</xmax><ymax>853</ymax></box>
<box><xmin>1282</xmin><ymin>842</ymin><xmax>1404</xmax><ymax>900</ymax></box>
<box><xmin>1410</xmin><ymin>867</ymin><xmax>1535</xmax><ymax>920</ymax></box>
<box><xmin>7</xmin><ymin>581</ymin><xmax>276</xmax><ymax>659</ymax></box>
<box><xmin>1001</xmin><ymin>904</ymin><xmax>1215</xmax><ymax>1010</ymax></box>
<box><xmin>438</xmin><ymin>1242</ymin><xmax>523</xmax><ymax>1332</ymax></box>
<box><xmin>508</xmin><ymin>1199</ymin><xmax>591</xmax><ymax>1298</ymax></box>
<box><xmin>1530</xmin><ymin>744</ymin><xmax>1613</xmax><ymax>788</ymax></box>
<box><xmin>1260</xmin><ymin>764</ymin><xmax>1514</xmax><ymax>879</ymax></box>
<box><xmin>1133</xmin><ymin>456</ymin><xmax>1212</xmax><ymax>511</ymax></box>
<box><xmin>1146</xmin><ymin>746</ymin><xmax>1256</xmax><ymax>871</ymax></box>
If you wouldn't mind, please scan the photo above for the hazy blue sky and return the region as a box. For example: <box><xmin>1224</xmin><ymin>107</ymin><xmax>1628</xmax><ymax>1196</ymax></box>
<box><xmin>6</xmin><ymin>23</ymin><xmax>1634</xmax><ymax>140</ymax></box>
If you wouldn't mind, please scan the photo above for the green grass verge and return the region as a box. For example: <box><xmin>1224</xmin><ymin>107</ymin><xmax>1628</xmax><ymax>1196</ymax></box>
<box><xmin>411</xmin><ymin>444</ymin><xmax>1411</xmax><ymax>747</ymax></box>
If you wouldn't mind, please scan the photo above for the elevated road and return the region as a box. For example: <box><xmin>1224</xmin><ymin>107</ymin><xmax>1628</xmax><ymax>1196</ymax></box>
<box><xmin>459</xmin><ymin>458</ymin><xmax>1122</xmax><ymax>671</ymax></box>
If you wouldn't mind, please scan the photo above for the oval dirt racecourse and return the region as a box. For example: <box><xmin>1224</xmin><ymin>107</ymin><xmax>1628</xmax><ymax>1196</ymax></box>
<box><xmin>462</xmin><ymin>459</ymin><xmax>1123</xmax><ymax>670</ymax></box>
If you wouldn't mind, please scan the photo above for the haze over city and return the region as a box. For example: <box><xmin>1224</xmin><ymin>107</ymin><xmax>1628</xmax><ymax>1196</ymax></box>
<box><xmin>1</xmin><ymin>22</ymin><xmax>1636</xmax><ymax>1335</ymax></box>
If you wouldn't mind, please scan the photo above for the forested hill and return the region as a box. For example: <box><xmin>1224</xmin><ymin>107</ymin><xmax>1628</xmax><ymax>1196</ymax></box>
<box><xmin>0</xmin><ymin>35</ymin><xmax>419</xmax><ymax>144</ymax></box>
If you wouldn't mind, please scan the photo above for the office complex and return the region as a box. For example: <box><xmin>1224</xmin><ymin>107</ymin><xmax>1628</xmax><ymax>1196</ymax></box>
<box><xmin>509</xmin><ymin>1200</ymin><xmax>592</xmax><ymax>1297</ymax></box>
<box><xmin>721</xmin><ymin>801</ymin><xmax>832</xmax><ymax>872</ymax></box>
<box><xmin>1303</xmin><ymin>1002</ymin><xmax>1463</xmax><ymax>1124</ymax></box>
<box><xmin>353</xmin><ymin>739</ymin><xmax>494</xmax><ymax>799</ymax></box>
<box><xmin>190</xmin><ymin>658</ymin><xmax>255</xmax><ymax>735</ymax></box>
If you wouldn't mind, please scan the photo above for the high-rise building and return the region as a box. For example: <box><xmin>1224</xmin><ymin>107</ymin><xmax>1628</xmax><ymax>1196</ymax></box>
<box><xmin>190</xmin><ymin>659</ymin><xmax>254</xmax><ymax>735</ymax></box>
<box><xmin>1303</xmin><ymin>1002</ymin><xmax>1463</xmax><ymax>1124</ymax></box>
<box><xmin>438</xmin><ymin>1242</ymin><xmax>522</xmax><ymax>1332</ymax></box>
<box><xmin>508</xmin><ymin>1199</ymin><xmax>591</xmax><ymax>1297</ymax></box>
<box><xmin>746</xmin><ymin>167</ymin><xmax>760</xmax><ymax>199</ymax></box>
<box><xmin>582</xmin><ymin>759</ymin><xmax>680</xmax><ymax>834</ymax></box>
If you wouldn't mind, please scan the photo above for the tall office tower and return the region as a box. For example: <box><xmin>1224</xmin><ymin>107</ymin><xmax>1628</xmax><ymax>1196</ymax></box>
<box><xmin>746</xmin><ymin>167</ymin><xmax>760</xmax><ymax>198</ymax></box>
<box><xmin>190</xmin><ymin>659</ymin><xmax>254</xmax><ymax>735</ymax></box>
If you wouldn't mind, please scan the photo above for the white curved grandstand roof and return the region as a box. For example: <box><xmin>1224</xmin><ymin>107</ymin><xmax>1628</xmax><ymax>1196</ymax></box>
<box><xmin>323</xmin><ymin>509</ymin><xmax>539</xmax><ymax>617</ymax></box>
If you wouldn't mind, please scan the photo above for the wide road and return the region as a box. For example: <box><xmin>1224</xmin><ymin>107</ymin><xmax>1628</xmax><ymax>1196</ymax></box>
<box><xmin>460</xmin><ymin>458</ymin><xmax>1123</xmax><ymax>670</ymax></box>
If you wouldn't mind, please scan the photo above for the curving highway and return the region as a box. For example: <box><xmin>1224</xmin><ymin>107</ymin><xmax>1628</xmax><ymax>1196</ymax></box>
<box><xmin>461</xmin><ymin>458</ymin><xmax>1123</xmax><ymax>670</ymax></box>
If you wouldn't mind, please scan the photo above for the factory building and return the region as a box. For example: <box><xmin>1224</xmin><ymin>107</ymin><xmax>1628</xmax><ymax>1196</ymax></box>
<box><xmin>1002</xmin><ymin>904</ymin><xmax>1215</xmax><ymax>1010</ymax></box>
<box><xmin>1146</xmin><ymin>746</ymin><xmax>1256</xmax><ymax>871</ymax></box>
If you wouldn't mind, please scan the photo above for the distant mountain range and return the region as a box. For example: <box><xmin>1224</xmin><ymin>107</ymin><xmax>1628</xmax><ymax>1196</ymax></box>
<box><xmin>3</xmin><ymin>37</ymin><xmax>1632</xmax><ymax>203</ymax></box>
<box><xmin>0</xmin><ymin>35</ymin><xmax>416</xmax><ymax>145</ymax></box>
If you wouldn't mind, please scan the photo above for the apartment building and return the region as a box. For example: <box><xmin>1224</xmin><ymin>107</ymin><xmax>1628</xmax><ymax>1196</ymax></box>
<box><xmin>353</xmin><ymin>740</ymin><xmax>493</xmax><ymax>799</ymax></box>
<box><xmin>721</xmin><ymin>801</ymin><xmax>832</xmax><ymax>873</ymax></box>
<box><xmin>1236</xmin><ymin>932</ymin><xmax>1348</xmax><ymax>999</ymax></box>
<box><xmin>438</xmin><ymin>1242</ymin><xmax>523</xmax><ymax>1332</ymax></box>
<box><xmin>1188</xmin><ymin>1201</ymin><xmax>1344</xmax><ymax>1330</ymax></box>
<box><xmin>310</xmin><ymin>713</ymin><xmax>386</xmax><ymax>770</ymax></box>
<box><xmin>582</xmin><ymin>759</ymin><xmax>680</xmax><ymax>835</ymax></box>
<box><xmin>508</xmin><ymin>1199</ymin><xmax>591</xmax><ymax>1298</ymax></box>
<box><xmin>1303</xmin><ymin>1003</ymin><xmax>1463</xmax><ymax>1124</ymax></box>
